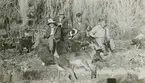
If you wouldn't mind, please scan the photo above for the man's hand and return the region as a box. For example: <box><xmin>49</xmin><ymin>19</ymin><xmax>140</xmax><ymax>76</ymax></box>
<box><xmin>58</xmin><ymin>23</ymin><xmax>62</xmax><ymax>27</ymax></box>
<box><xmin>44</xmin><ymin>35</ymin><xmax>50</xmax><ymax>39</ymax></box>
<box><xmin>49</xmin><ymin>35</ymin><xmax>55</xmax><ymax>40</ymax></box>
<box><xmin>89</xmin><ymin>32</ymin><xmax>96</xmax><ymax>38</ymax></box>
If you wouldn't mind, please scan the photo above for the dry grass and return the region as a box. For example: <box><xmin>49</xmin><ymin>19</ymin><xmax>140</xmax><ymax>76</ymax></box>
<box><xmin>1</xmin><ymin>0</ymin><xmax>145</xmax><ymax>39</ymax></box>
<box><xmin>1</xmin><ymin>40</ymin><xmax>145</xmax><ymax>83</ymax></box>
<box><xmin>43</xmin><ymin>0</ymin><xmax>145</xmax><ymax>39</ymax></box>
<box><xmin>72</xmin><ymin>0</ymin><xmax>145</xmax><ymax>39</ymax></box>
<box><xmin>18</xmin><ymin>0</ymin><xmax>29</xmax><ymax>26</ymax></box>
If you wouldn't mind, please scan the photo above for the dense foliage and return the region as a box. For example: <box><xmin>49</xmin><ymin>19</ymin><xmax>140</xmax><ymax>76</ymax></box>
<box><xmin>0</xmin><ymin>0</ymin><xmax>145</xmax><ymax>39</ymax></box>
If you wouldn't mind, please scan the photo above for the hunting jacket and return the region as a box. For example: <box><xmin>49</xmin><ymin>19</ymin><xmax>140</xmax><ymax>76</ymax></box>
<box><xmin>45</xmin><ymin>26</ymin><xmax>61</xmax><ymax>41</ymax></box>
<box><xmin>73</xmin><ymin>20</ymin><xmax>89</xmax><ymax>33</ymax></box>
<box><xmin>89</xmin><ymin>25</ymin><xmax>110</xmax><ymax>40</ymax></box>
<box><xmin>54</xmin><ymin>16</ymin><xmax>69</xmax><ymax>29</ymax></box>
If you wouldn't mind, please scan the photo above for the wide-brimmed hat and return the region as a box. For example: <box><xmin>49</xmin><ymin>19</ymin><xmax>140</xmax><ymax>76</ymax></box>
<box><xmin>59</xmin><ymin>11</ymin><xmax>65</xmax><ymax>15</ymax></box>
<box><xmin>76</xmin><ymin>13</ymin><xmax>82</xmax><ymax>17</ymax></box>
<box><xmin>47</xmin><ymin>18</ymin><xmax>56</xmax><ymax>25</ymax></box>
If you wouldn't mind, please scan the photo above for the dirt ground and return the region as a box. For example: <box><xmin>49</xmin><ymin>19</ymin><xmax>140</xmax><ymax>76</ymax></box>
<box><xmin>0</xmin><ymin>40</ymin><xmax>145</xmax><ymax>83</ymax></box>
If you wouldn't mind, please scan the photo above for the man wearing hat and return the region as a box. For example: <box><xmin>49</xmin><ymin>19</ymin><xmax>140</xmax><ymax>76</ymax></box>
<box><xmin>89</xmin><ymin>20</ymin><xmax>115</xmax><ymax>56</ymax></box>
<box><xmin>54</xmin><ymin>11</ymin><xmax>69</xmax><ymax>42</ymax></box>
<box><xmin>24</xmin><ymin>28</ymin><xmax>31</xmax><ymax>37</ymax></box>
<box><xmin>45</xmin><ymin>18</ymin><xmax>61</xmax><ymax>53</ymax></box>
<box><xmin>73</xmin><ymin>13</ymin><xmax>89</xmax><ymax>41</ymax></box>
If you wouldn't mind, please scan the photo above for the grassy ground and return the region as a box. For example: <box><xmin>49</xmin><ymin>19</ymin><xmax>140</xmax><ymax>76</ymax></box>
<box><xmin>0</xmin><ymin>40</ymin><xmax>145</xmax><ymax>83</ymax></box>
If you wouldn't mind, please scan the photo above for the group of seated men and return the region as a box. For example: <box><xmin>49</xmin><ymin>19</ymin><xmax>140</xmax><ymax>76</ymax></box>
<box><xmin>35</xmin><ymin>11</ymin><xmax>116</xmax><ymax>56</ymax></box>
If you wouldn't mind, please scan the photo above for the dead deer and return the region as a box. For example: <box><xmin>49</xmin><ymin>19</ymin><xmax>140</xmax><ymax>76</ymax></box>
<box><xmin>36</xmin><ymin>37</ymin><xmax>103</xmax><ymax>80</ymax></box>
<box><xmin>53</xmin><ymin>43</ymin><xmax>104</xmax><ymax>80</ymax></box>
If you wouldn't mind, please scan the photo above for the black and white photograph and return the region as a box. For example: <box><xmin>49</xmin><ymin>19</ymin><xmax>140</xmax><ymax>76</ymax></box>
<box><xmin>0</xmin><ymin>0</ymin><xmax>145</xmax><ymax>83</ymax></box>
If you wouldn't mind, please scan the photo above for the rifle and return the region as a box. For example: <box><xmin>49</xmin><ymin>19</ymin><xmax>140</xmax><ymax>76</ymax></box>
<box><xmin>104</xmin><ymin>27</ymin><xmax>110</xmax><ymax>52</ymax></box>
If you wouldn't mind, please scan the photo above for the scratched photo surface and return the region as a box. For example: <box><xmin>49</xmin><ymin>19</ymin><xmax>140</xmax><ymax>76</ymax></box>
<box><xmin>0</xmin><ymin>0</ymin><xmax>145</xmax><ymax>83</ymax></box>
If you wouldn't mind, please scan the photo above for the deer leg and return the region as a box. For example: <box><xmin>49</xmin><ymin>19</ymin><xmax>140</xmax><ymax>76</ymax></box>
<box><xmin>26</xmin><ymin>46</ymin><xmax>30</xmax><ymax>53</ymax></box>
<box><xmin>3</xmin><ymin>49</ymin><xmax>6</xmax><ymax>55</ymax></box>
<box><xmin>136</xmin><ymin>44</ymin><xmax>140</xmax><ymax>49</ymax></box>
<box><xmin>82</xmin><ymin>61</ymin><xmax>97</xmax><ymax>79</ymax></box>
<box><xmin>65</xmin><ymin>67</ymin><xmax>77</xmax><ymax>81</ymax></box>
<box><xmin>81</xmin><ymin>61</ymin><xmax>91</xmax><ymax>71</ymax></box>
<box><xmin>91</xmin><ymin>65</ymin><xmax>97</xmax><ymax>79</ymax></box>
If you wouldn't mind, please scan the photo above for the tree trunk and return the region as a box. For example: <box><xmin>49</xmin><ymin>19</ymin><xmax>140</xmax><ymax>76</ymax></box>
<box><xmin>19</xmin><ymin>0</ymin><xmax>28</xmax><ymax>26</ymax></box>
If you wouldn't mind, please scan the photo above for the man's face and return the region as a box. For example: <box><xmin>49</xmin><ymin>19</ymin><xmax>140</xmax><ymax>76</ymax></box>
<box><xmin>59</xmin><ymin>15</ymin><xmax>64</xmax><ymax>19</ymax></box>
<box><xmin>76</xmin><ymin>17</ymin><xmax>81</xmax><ymax>22</ymax></box>
<box><xmin>87</xmin><ymin>26</ymin><xmax>92</xmax><ymax>31</ymax></box>
<box><xmin>49</xmin><ymin>23</ymin><xmax>55</xmax><ymax>28</ymax></box>
<box><xmin>101</xmin><ymin>21</ymin><xmax>106</xmax><ymax>28</ymax></box>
